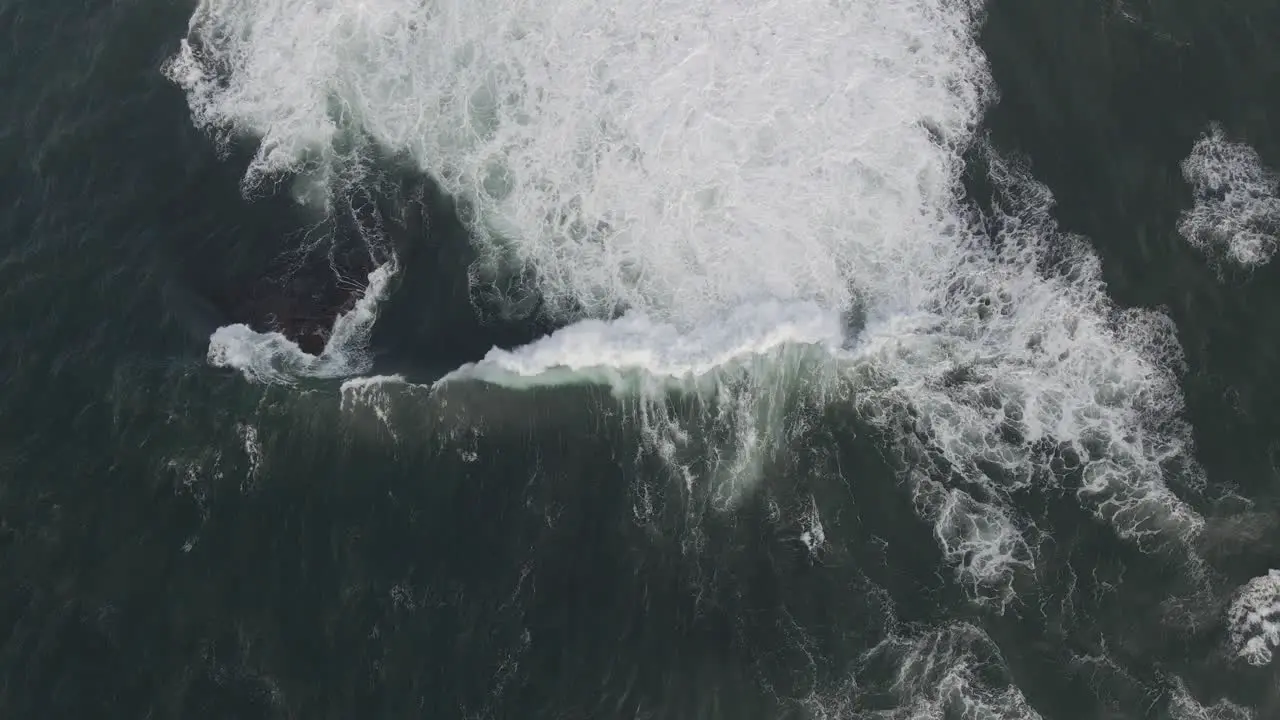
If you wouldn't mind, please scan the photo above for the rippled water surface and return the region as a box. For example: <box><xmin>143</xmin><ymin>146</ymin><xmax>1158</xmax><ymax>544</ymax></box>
<box><xmin>2</xmin><ymin>0</ymin><xmax>1280</xmax><ymax>717</ymax></box>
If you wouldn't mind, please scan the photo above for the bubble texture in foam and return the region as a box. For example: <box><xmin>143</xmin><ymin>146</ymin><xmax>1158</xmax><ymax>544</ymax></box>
<box><xmin>876</xmin><ymin>623</ymin><xmax>1042</xmax><ymax>719</ymax></box>
<box><xmin>169</xmin><ymin>0</ymin><xmax>1204</xmax><ymax>587</ymax></box>
<box><xmin>1227</xmin><ymin>569</ymin><xmax>1280</xmax><ymax>667</ymax></box>
<box><xmin>167</xmin><ymin>0</ymin><xmax>990</xmax><ymax>325</ymax></box>
<box><xmin>1179</xmin><ymin>124</ymin><xmax>1280</xmax><ymax>269</ymax></box>
<box><xmin>849</xmin><ymin>153</ymin><xmax>1202</xmax><ymax>549</ymax></box>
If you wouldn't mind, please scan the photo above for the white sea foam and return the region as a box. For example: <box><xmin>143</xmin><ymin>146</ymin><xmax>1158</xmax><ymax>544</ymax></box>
<box><xmin>862</xmin><ymin>623</ymin><xmax>1042</xmax><ymax>719</ymax></box>
<box><xmin>846</xmin><ymin>154</ymin><xmax>1203</xmax><ymax>554</ymax></box>
<box><xmin>207</xmin><ymin>261</ymin><xmax>395</xmax><ymax>384</ymax></box>
<box><xmin>1167</xmin><ymin>676</ymin><xmax>1253</xmax><ymax>720</ymax></box>
<box><xmin>1227</xmin><ymin>569</ymin><xmax>1280</xmax><ymax>667</ymax></box>
<box><xmin>1179</xmin><ymin>124</ymin><xmax>1280</xmax><ymax>269</ymax></box>
<box><xmin>237</xmin><ymin>423</ymin><xmax>264</xmax><ymax>491</ymax></box>
<box><xmin>908</xmin><ymin>469</ymin><xmax>1034</xmax><ymax>608</ymax></box>
<box><xmin>170</xmin><ymin>0</ymin><xmax>1204</xmax><ymax>591</ymax></box>
<box><xmin>166</xmin><ymin>0</ymin><xmax>990</xmax><ymax>326</ymax></box>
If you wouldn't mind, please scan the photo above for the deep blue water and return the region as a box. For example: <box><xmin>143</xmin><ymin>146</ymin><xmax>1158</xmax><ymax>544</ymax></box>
<box><xmin>3</xmin><ymin>0</ymin><xmax>1280</xmax><ymax>718</ymax></box>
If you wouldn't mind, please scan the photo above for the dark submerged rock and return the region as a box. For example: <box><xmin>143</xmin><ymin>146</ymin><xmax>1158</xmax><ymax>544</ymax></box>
<box><xmin>235</xmin><ymin>241</ymin><xmax>377</xmax><ymax>356</ymax></box>
<box><xmin>219</xmin><ymin>176</ymin><xmax>410</xmax><ymax>357</ymax></box>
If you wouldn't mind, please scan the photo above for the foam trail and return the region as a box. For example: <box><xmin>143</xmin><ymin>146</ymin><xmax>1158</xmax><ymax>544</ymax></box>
<box><xmin>845</xmin><ymin>154</ymin><xmax>1204</xmax><ymax>552</ymax></box>
<box><xmin>1179</xmin><ymin>124</ymin><xmax>1280</xmax><ymax>269</ymax></box>
<box><xmin>208</xmin><ymin>261</ymin><xmax>395</xmax><ymax>384</ymax></box>
<box><xmin>236</xmin><ymin>422</ymin><xmax>264</xmax><ymax>491</ymax></box>
<box><xmin>170</xmin><ymin>0</ymin><xmax>1205</xmax><ymax>591</ymax></box>
<box><xmin>1167</xmin><ymin>676</ymin><xmax>1253</xmax><ymax>720</ymax></box>
<box><xmin>907</xmin><ymin>469</ymin><xmax>1034</xmax><ymax>608</ymax></box>
<box><xmin>866</xmin><ymin>623</ymin><xmax>1042</xmax><ymax>719</ymax></box>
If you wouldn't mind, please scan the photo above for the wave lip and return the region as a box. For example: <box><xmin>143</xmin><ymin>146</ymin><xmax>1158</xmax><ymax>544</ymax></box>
<box><xmin>439</xmin><ymin>300</ymin><xmax>847</xmax><ymax>392</ymax></box>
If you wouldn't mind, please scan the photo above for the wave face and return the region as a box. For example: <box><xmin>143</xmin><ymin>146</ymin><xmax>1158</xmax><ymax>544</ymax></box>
<box><xmin>168</xmin><ymin>0</ymin><xmax>1203</xmax><ymax>603</ymax></box>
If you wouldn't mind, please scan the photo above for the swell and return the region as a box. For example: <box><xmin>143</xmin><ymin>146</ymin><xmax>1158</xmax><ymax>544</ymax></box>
<box><xmin>161</xmin><ymin>6</ymin><xmax>1233</xmax><ymax>716</ymax></box>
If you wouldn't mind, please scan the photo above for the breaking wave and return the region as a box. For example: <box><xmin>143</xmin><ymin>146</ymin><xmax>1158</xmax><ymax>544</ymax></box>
<box><xmin>168</xmin><ymin>0</ymin><xmax>1205</xmax><ymax>600</ymax></box>
<box><xmin>438</xmin><ymin>299</ymin><xmax>846</xmax><ymax>392</ymax></box>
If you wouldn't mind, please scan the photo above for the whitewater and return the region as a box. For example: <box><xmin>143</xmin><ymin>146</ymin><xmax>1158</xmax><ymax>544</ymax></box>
<box><xmin>169</xmin><ymin>0</ymin><xmax>1205</xmax><ymax>572</ymax></box>
<box><xmin>164</xmin><ymin>1</ymin><xmax>1231</xmax><ymax>710</ymax></box>
<box><xmin>1179</xmin><ymin>123</ymin><xmax>1280</xmax><ymax>270</ymax></box>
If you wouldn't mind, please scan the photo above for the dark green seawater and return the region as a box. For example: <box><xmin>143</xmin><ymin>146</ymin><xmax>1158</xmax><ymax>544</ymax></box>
<box><xmin>2</xmin><ymin>1</ymin><xmax>1279</xmax><ymax>718</ymax></box>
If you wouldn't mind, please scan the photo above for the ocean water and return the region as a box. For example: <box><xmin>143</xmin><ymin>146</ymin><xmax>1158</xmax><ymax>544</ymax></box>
<box><xmin>2</xmin><ymin>0</ymin><xmax>1280</xmax><ymax>718</ymax></box>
